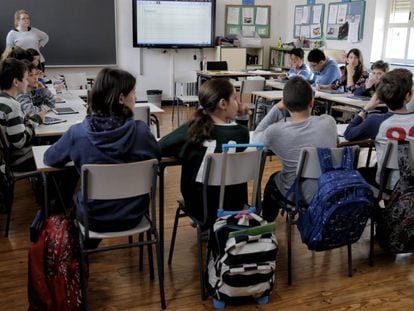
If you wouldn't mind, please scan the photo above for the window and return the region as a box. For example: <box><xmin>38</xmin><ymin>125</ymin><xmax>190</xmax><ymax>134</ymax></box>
<box><xmin>383</xmin><ymin>0</ymin><xmax>414</xmax><ymax>64</ymax></box>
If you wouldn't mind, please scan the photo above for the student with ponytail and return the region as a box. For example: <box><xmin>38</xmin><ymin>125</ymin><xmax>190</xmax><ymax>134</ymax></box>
<box><xmin>159</xmin><ymin>78</ymin><xmax>249</xmax><ymax>227</ymax></box>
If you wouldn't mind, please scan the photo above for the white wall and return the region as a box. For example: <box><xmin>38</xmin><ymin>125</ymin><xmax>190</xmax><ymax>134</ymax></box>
<box><xmin>47</xmin><ymin>0</ymin><xmax>386</xmax><ymax>100</ymax></box>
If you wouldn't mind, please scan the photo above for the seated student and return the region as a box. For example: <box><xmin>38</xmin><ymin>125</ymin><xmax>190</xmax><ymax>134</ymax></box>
<box><xmin>307</xmin><ymin>48</ymin><xmax>341</xmax><ymax>86</ymax></box>
<box><xmin>354</xmin><ymin>60</ymin><xmax>389</xmax><ymax>97</ymax></box>
<box><xmin>344</xmin><ymin>68</ymin><xmax>411</xmax><ymax>142</ymax></box>
<box><xmin>44</xmin><ymin>68</ymin><xmax>161</xmax><ymax>233</ymax></box>
<box><xmin>26</xmin><ymin>48</ymin><xmax>41</xmax><ymax>71</ymax></box>
<box><xmin>286</xmin><ymin>48</ymin><xmax>313</xmax><ymax>81</ymax></box>
<box><xmin>16</xmin><ymin>60</ymin><xmax>55</xmax><ymax>115</ymax></box>
<box><xmin>159</xmin><ymin>79</ymin><xmax>250</xmax><ymax>228</ymax></box>
<box><xmin>0</xmin><ymin>58</ymin><xmax>45</xmax><ymax>171</ymax></box>
<box><xmin>328</xmin><ymin>49</ymin><xmax>369</xmax><ymax>93</ymax></box>
<box><xmin>374</xmin><ymin>69</ymin><xmax>414</xmax><ymax>188</ymax></box>
<box><xmin>252</xmin><ymin>76</ymin><xmax>337</xmax><ymax>221</ymax></box>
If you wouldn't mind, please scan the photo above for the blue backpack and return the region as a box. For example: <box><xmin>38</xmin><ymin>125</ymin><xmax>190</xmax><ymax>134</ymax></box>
<box><xmin>296</xmin><ymin>147</ymin><xmax>374</xmax><ymax>251</ymax></box>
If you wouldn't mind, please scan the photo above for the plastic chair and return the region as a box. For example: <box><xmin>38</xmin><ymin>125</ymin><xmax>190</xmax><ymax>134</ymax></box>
<box><xmin>133</xmin><ymin>105</ymin><xmax>160</xmax><ymax>138</ymax></box>
<box><xmin>64</xmin><ymin>72</ymin><xmax>88</xmax><ymax>90</ymax></box>
<box><xmin>283</xmin><ymin>146</ymin><xmax>374</xmax><ymax>285</ymax></box>
<box><xmin>172</xmin><ymin>71</ymin><xmax>198</xmax><ymax>126</ymax></box>
<box><xmin>0</xmin><ymin>127</ymin><xmax>39</xmax><ymax>237</ymax></box>
<box><xmin>76</xmin><ymin>159</ymin><xmax>166</xmax><ymax>309</ymax></box>
<box><xmin>167</xmin><ymin>144</ymin><xmax>266</xmax><ymax>300</ymax></box>
<box><xmin>238</xmin><ymin>78</ymin><xmax>265</xmax><ymax>129</ymax></box>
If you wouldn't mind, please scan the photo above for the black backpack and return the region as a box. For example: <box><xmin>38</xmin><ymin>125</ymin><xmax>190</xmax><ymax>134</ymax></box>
<box><xmin>377</xmin><ymin>141</ymin><xmax>414</xmax><ymax>253</ymax></box>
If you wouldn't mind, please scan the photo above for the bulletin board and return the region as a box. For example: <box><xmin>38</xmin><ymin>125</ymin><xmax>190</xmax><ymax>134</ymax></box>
<box><xmin>326</xmin><ymin>1</ymin><xmax>365</xmax><ymax>41</ymax></box>
<box><xmin>225</xmin><ymin>5</ymin><xmax>271</xmax><ymax>38</ymax></box>
<box><xmin>293</xmin><ymin>4</ymin><xmax>325</xmax><ymax>39</ymax></box>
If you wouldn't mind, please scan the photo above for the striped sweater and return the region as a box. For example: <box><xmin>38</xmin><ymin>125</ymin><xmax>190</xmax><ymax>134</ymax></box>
<box><xmin>0</xmin><ymin>93</ymin><xmax>40</xmax><ymax>166</ymax></box>
<box><xmin>17</xmin><ymin>87</ymin><xmax>55</xmax><ymax>115</ymax></box>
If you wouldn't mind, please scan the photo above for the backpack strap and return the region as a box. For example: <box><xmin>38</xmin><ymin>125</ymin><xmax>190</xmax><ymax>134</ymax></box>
<box><xmin>396</xmin><ymin>140</ymin><xmax>414</xmax><ymax>192</ymax></box>
<box><xmin>340</xmin><ymin>146</ymin><xmax>354</xmax><ymax>170</ymax></box>
<box><xmin>317</xmin><ymin>148</ymin><xmax>334</xmax><ymax>173</ymax></box>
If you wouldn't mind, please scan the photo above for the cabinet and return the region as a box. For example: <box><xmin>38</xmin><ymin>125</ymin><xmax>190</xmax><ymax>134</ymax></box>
<box><xmin>269</xmin><ymin>46</ymin><xmax>345</xmax><ymax>70</ymax></box>
<box><xmin>216</xmin><ymin>46</ymin><xmax>264</xmax><ymax>70</ymax></box>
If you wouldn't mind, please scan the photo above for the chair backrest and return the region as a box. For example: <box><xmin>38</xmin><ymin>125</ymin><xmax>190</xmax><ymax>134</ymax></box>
<box><xmin>203</xmin><ymin>148</ymin><xmax>265</xmax><ymax>211</ymax></box>
<box><xmin>378</xmin><ymin>141</ymin><xmax>414</xmax><ymax>191</ymax></box>
<box><xmin>296</xmin><ymin>146</ymin><xmax>360</xmax><ymax>179</ymax></box>
<box><xmin>174</xmin><ymin>71</ymin><xmax>198</xmax><ymax>97</ymax></box>
<box><xmin>64</xmin><ymin>73</ymin><xmax>88</xmax><ymax>90</ymax></box>
<box><xmin>133</xmin><ymin>105</ymin><xmax>150</xmax><ymax>126</ymax></box>
<box><xmin>206</xmin><ymin>61</ymin><xmax>228</xmax><ymax>71</ymax></box>
<box><xmin>240</xmin><ymin>79</ymin><xmax>266</xmax><ymax>96</ymax></box>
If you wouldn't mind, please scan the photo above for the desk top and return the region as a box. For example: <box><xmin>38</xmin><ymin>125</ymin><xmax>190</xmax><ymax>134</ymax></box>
<box><xmin>252</xmin><ymin>90</ymin><xmax>284</xmax><ymax>101</ymax></box>
<box><xmin>33</xmin><ymin>145</ymin><xmax>73</xmax><ymax>172</ymax></box>
<box><xmin>197</xmin><ymin>70</ymin><xmax>284</xmax><ymax>79</ymax></box>
<box><xmin>266</xmin><ymin>80</ymin><xmax>287</xmax><ymax>90</ymax></box>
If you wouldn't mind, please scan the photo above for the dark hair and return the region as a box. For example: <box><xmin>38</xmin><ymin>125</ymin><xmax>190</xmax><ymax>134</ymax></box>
<box><xmin>26</xmin><ymin>48</ymin><xmax>40</xmax><ymax>57</ymax></box>
<box><xmin>307</xmin><ymin>49</ymin><xmax>326</xmax><ymax>63</ymax></box>
<box><xmin>89</xmin><ymin>68</ymin><xmax>136</xmax><ymax>118</ymax></box>
<box><xmin>283</xmin><ymin>76</ymin><xmax>313</xmax><ymax>112</ymax></box>
<box><xmin>371</xmin><ymin>60</ymin><xmax>389</xmax><ymax>72</ymax></box>
<box><xmin>0</xmin><ymin>58</ymin><xmax>28</xmax><ymax>90</ymax></box>
<box><xmin>376</xmin><ymin>69</ymin><xmax>413</xmax><ymax>111</ymax></box>
<box><xmin>21</xmin><ymin>59</ymin><xmax>36</xmax><ymax>72</ymax></box>
<box><xmin>346</xmin><ymin>49</ymin><xmax>364</xmax><ymax>84</ymax></box>
<box><xmin>289</xmin><ymin>48</ymin><xmax>305</xmax><ymax>60</ymax></box>
<box><xmin>6</xmin><ymin>46</ymin><xmax>33</xmax><ymax>62</ymax></box>
<box><xmin>187</xmin><ymin>78</ymin><xmax>234</xmax><ymax>145</ymax></box>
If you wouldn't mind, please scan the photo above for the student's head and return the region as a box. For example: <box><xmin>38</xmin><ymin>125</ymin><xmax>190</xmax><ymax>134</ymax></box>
<box><xmin>346</xmin><ymin>49</ymin><xmax>363</xmax><ymax>68</ymax></box>
<box><xmin>27</xmin><ymin>48</ymin><xmax>41</xmax><ymax>67</ymax></box>
<box><xmin>7</xmin><ymin>46</ymin><xmax>33</xmax><ymax>62</ymax></box>
<box><xmin>370</xmin><ymin>60</ymin><xmax>389</xmax><ymax>80</ymax></box>
<box><xmin>187</xmin><ymin>79</ymin><xmax>237</xmax><ymax>145</ymax></box>
<box><xmin>89</xmin><ymin>68</ymin><xmax>136</xmax><ymax>118</ymax></box>
<box><xmin>289</xmin><ymin>48</ymin><xmax>305</xmax><ymax>69</ymax></box>
<box><xmin>283</xmin><ymin>76</ymin><xmax>313</xmax><ymax>112</ymax></box>
<box><xmin>14</xmin><ymin>9</ymin><xmax>30</xmax><ymax>28</ymax></box>
<box><xmin>0</xmin><ymin>58</ymin><xmax>29</xmax><ymax>92</ymax></box>
<box><xmin>22</xmin><ymin>60</ymin><xmax>39</xmax><ymax>89</ymax></box>
<box><xmin>376</xmin><ymin>69</ymin><xmax>413</xmax><ymax>111</ymax></box>
<box><xmin>307</xmin><ymin>49</ymin><xmax>326</xmax><ymax>72</ymax></box>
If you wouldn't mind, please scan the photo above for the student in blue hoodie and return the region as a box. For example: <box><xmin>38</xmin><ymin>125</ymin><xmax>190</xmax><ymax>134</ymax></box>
<box><xmin>44</xmin><ymin>68</ymin><xmax>161</xmax><ymax>233</ymax></box>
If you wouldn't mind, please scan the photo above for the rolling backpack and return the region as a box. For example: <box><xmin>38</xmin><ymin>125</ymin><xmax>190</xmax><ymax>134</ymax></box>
<box><xmin>207</xmin><ymin>208</ymin><xmax>278</xmax><ymax>308</ymax></box>
<box><xmin>377</xmin><ymin>141</ymin><xmax>414</xmax><ymax>253</ymax></box>
<box><xmin>28</xmin><ymin>215</ymin><xmax>84</xmax><ymax>311</ymax></box>
<box><xmin>296</xmin><ymin>147</ymin><xmax>375</xmax><ymax>251</ymax></box>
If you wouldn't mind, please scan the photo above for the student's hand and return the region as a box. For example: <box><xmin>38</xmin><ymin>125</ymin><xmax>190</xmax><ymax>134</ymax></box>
<box><xmin>275</xmin><ymin>99</ymin><xmax>286</xmax><ymax>111</ymax></box>
<box><xmin>37</xmin><ymin>110</ymin><xmax>48</xmax><ymax>121</ymax></box>
<box><xmin>315</xmin><ymin>84</ymin><xmax>321</xmax><ymax>91</ymax></box>
<box><xmin>346</xmin><ymin>64</ymin><xmax>355</xmax><ymax>75</ymax></box>
<box><xmin>365</xmin><ymin>74</ymin><xmax>379</xmax><ymax>89</ymax></box>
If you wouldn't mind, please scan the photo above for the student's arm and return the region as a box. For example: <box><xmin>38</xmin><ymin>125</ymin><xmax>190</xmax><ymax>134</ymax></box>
<box><xmin>5</xmin><ymin>106</ymin><xmax>35</xmax><ymax>150</ymax></box>
<box><xmin>33</xmin><ymin>28</ymin><xmax>49</xmax><ymax>48</ymax></box>
<box><xmin>159</xmin><ymin>124</ymin><xmax>189</xmax><ymax>157</ymax></box>
<box><xmin>44</xmin><ymin>129</ymin><xmax>73</xmax><ymax>167</ymax></box>
<box><xmin>317</xmin><ymin>62</ymin><xmax>341</xmax><ymax>85</ymax></box>
<box><xmin>37</xmin><ymin>88</ymin><xmax>56</xmax><ymax>108</ymax></box>
<box><xmin>17</xmin><ymin>93</ymin><xmax>41</xmax><ymax>115</ymax></box>
<box><xmin>349</xmin><ymin>71</ymin><xmax>369</xmax><ymax>93</ymax></box>
<box><xmin>5</xmin><ymin>31</ymin><xmax>15</xmax><ymax>48</ymax></box>
<box><xmin>252</xmin><ymin>101</ymin><xmax>285</xmax><ymax>143</ymax></box>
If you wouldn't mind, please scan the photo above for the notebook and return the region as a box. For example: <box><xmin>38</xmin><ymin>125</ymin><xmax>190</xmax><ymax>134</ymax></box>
<box><xmin>320</xmin><ymin>89</ymin><xmax>345</xmax><ymax>95</ymax></box>
<box><xmin>347</xmin><ymin>95</ymin><xmax>371</xmax><ymax>101</ymax></box>
<box><xmin>43</xmin><ymin>116</ymin><xmax>67</xmax><ymax>125</ymax></box>
<box><xmin>52</xmin><ymin>107</ymin><xmax>78</xmax><ymax>115</ymax></box>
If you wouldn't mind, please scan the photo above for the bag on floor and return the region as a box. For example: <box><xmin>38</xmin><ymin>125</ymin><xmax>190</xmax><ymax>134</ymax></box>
<box><xmin>207</xmin><ymin>209</ymin><xmax>278</xmax><ymax>304</ymax></box>
<box><xmin>28</xmin><ymin>215</ymin><xmax>84</xmax><ymax>311</ymax></box>
<box><xmin>296</xmin><ymin>147</ymin><xmax>374</xmax><ymax>251</ymax></box>
<box><xmin>377</xmin><ymin>141</ymin><xmax>414</xmax><ymax>253</ymax></box>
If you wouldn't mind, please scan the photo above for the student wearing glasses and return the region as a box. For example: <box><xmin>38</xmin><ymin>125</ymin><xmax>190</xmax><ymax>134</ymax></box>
<box><xmin>307</xmin><ymin>48</ymin><xmax>341</xmax><ymax>88</ymax></box>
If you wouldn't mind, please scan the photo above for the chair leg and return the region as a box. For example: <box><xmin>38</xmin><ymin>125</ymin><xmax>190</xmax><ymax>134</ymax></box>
<box><xmin>347</xmin><ymin>244</ymin><xmax>353</xmax><ymax>277</ymax></box>
<box><xmin>172</xmin><ymin>98</ymin><xmax>176</xmax><ymax>123</ymax></box>
<box><xmin>168</xmin><ymin>207</ymin><xmax>182</xmax><ymax>265</ymax></box>
<box><xmin>287</xmin><ymin>210</ymin><xmax>293</xmax><ymax>285</ymax></box>
<box><xmin>369</xmin><ymin>217</ymin><xmax>375</xmax><ymax>267</ymax></box>
<box><xmin>155</xmin><ymin>234</ymin><xmax>167</xmax><ymax>309</ymax></box>
<box><xmin>3</xmin><ymin>184</ymin><xmax>15</xmax><ymax>238</ymax></box>
<box><xmin>138</xmin><ymin>233</ymin><xmax>144</xmax><ymax>272</ymax></box>
<box><xmin>196</xmin><ymin>225</ymin><xmax>207</xmax><ymax>301</ymax></box>
<box><xmin>147</xmin><ymin>230</ymin><xmax>155</xmax><ymax>280</ymax></box>
<box><xmin>79</xmin><ymin>247</ymin><xmax>89</xmax><ymax>311</ymax></box>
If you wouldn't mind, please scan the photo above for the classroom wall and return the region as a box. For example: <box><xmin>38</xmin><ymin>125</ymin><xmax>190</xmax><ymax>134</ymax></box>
<box><xmin>46</xmin><ymin>0</ymin><xmax>386</xmax><ymax>101</ymax></box>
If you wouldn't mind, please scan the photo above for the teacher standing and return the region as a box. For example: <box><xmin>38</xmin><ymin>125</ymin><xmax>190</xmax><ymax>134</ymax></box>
<box><xmin>6</xmin><ymin>9</ymin><xmax>49</xmax><ymax>71</ymax></box>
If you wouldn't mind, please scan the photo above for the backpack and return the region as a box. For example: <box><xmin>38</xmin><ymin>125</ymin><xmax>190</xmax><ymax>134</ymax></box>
<box><xmin>28</xmin><ymin>215</ymin><xmax>84</xmax><ymax>311</ymax></box>
<box><xmin>377</xmin><ymin>141</ymin><xmax>414</xmax><ymax>253</ymax></box>
<box><xmin>207</xmin><ymin>209</ymin><xmax>278</xmax><ymax>307</ymax></box>
<box><xmin>296</xmin><ymin>147</ymin><xmax>374</xmax><ymax>251</ymax></box>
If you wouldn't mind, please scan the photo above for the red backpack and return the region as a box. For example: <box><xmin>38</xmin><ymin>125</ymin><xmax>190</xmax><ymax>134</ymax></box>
<box><xmin>28</xmin><ymin>215</ymin><xmax>84</xmax><ymax>310</ymax></box>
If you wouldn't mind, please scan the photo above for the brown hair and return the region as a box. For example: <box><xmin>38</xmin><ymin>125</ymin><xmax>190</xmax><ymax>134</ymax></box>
<box><xmin>14</xmin><ymin>10</ymin><xmax>30</xmax><ymax>28</ymax></box>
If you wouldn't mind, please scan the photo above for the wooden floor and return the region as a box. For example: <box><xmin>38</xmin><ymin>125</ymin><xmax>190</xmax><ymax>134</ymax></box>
<box><xmin>1</xmin><ymin>106</ymin><xmax>414</xmax><ymax>310</ymax></box>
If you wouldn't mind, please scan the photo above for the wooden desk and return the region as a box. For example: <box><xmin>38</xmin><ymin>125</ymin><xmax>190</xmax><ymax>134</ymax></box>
<box><xmin>197</xmin><ymin>70</ymin><xmax>285</xmax><ymax>80</ymax></box>
<box><xmin>250</xmin><ymin>90</ymin><xmax>284</xmax><ymax>129</ymax></box>
<box><xmin>266</xmin><ymin>80</ymin><xmax>287</xmax><ymax>90</ymax></box>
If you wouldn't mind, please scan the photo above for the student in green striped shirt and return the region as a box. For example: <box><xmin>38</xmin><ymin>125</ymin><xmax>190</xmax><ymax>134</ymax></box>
<box><xmin>0</xmin><ymin>58</ymin><xmax>45</xmax><ymax>171</ymax></box>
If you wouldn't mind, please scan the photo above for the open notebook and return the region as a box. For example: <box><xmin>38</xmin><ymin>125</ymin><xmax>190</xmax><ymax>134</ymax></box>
<box><xmin>43</xmin><ymin>116</ymin><xmax>67</xmax><ymax>125</ymax></box>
